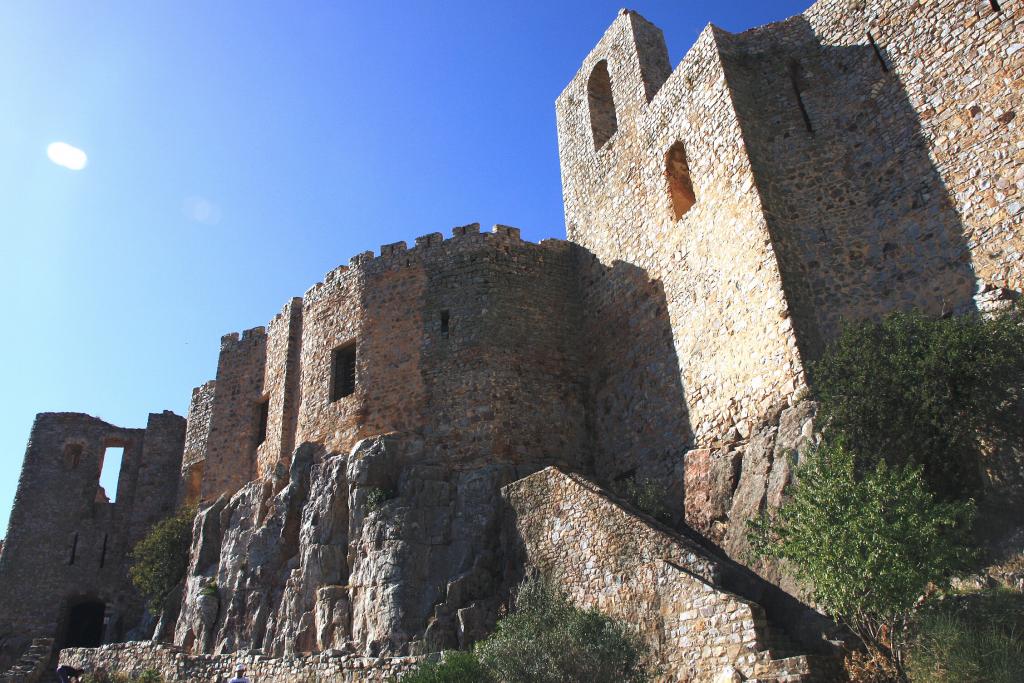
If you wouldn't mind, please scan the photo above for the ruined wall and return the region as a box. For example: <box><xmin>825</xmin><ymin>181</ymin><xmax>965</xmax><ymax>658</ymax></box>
<box><xmin>179</xmin><ymin>381</ymin><xmax>214</xmax><ymax>507</ymax></box>
<box><xmin>558</xmin><ymin>11</ymin><xmax>807</xmax><ymax>456</ymax></box>
<box><xmin>0</xmin><ymin>412</ymin><xmax>184</xmax><ymax>662</ymax></box>
<box><xmin>200</xmin><ymin>328</ymin><xmax>267</xmax><ymax>501</ymax></box>
<box><xmin>256</xmin><ymin>297</ymin><xmax>303</xmax><ymax>479</ymax></box>
<box><xmin>182</xmin><ymin>382</ymin><xmax>214</xmax><ymax>472</ymax></box>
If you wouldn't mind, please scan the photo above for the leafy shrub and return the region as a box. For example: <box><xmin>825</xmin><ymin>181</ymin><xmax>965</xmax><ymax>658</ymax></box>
<box><xmin>82</xmin><ymin>670</ymin><xmax>162</xmax><ymax>683</ymax></box>
<box><xmin>128</xmin><ymin>506</ymin><xmax>196</xmax><ymax>612</ymax></box>
<box><xmin>199</xmin><ymin>580</ymin><xmax>218</xmax><ymax>598</ymax></box>
<box><xmin>365</xmin><ymin>487</ymin><xmax>394</xmax><ymax>513</ymax></box>
<box><xmin>811</xmin><ymin>307</ymin><xmax>1024</xmax><ymax>499</ymax></box>
<box><xmin>402</xmin><ymin>578</ymin><xmax>649</xmax><ymax>683</ymax></box>
<box><xmin>399</xmin><ymin>650</ymin><xmax>492</xmax><ymax>683</ymax></box>
<box><xmin>906</xmin><ymin>588</ymin><xmax>1024</xmax><ymax>683</ymax></box>
<box><xmin>748</xmin><ymin>442</ymin><xmax>975</xmax><ymax>678</ymax></box>
<box><xmin>616</xmin><ymin>476</ymin><xmax>673</xmax><ymax>525</ymax></box>
<box><xmin>475</xmin><ymin>577</ymin><xmax>649</xmax><ymax>683</ymax></box>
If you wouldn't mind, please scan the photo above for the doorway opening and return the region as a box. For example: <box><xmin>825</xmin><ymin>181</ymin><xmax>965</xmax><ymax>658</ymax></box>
<box><xmin>64</xmin><ymin>600</ymin><xmax>105</xmax><ymax>648</ymax></box>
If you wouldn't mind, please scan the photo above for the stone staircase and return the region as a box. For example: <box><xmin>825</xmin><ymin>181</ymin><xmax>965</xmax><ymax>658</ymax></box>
<box><xmin>746</xmin><ymin>614</ymin><xmax>843</xmax><ymax>682</ymax></box>
<box><xmin>0</xmin><ymin>639</ymin><xmax>54</xmax><ymax>683</ymax></box>
<box><xmin>502</xmin><ymin>467</ymin><xmax>846</xmax><ymax>682</ymax></box>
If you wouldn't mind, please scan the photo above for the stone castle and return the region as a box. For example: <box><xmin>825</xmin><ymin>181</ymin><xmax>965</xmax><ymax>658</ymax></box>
<box><xmin>1</xmin><ymin>0</ymin><xmax>1021</xmax><ymax>680</ymax></box>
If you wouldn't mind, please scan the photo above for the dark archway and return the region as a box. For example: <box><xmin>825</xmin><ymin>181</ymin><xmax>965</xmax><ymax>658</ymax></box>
<box><xmin>64</xmin><ymin>600</ymin><xmax>105</xmax><ymax>648</ymax></box>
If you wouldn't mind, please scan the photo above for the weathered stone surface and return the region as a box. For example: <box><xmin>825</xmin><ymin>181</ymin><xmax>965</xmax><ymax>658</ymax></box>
<box><xmin>2</xmin><ymin>0</ymin><xmax>1023</xmax><ymax>679</ymax></box>
<box><xmin>60</xmin><ymin>641</ymin><xmax>422</xmax><ymax>683</ymax></box>
<box><xmin>503</xmin><ymin>467</ymin><xmax>840</xmax><ymax>682</ymax></box>
<box><xmin>173</xmin><ymin>434</ymin><xmax>518</xmax><ymax>659</ymax></box>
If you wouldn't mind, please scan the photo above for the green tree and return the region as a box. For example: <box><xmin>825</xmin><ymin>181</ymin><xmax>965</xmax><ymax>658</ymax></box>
<box><xmin>748</xmin><ymin>443</ymin><xmax>975</xmax><ymax>680</ymax></box>
<box><xmin>128</xmin><ymin>506</ymin><xmax>196</xmax><ymax>612</ymax></box>
<box><xmin>402</xmin><ymin>578</ymin><xmax>650</xmax><ymax>683</ymax></box>
<box><xmin>811</xmin><ymin>307</ymin><xmax>1024</xmax><ymax>498</ymax></box>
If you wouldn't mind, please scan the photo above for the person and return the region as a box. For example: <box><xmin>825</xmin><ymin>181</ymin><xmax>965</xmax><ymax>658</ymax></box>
<box><xmin>228</xmin><ymin>662</ymin><xmax>251</xmax><ymax>683</ymax></box>
<box><xmin>56</xmin><ymin>664</ymin><xmax>86</xmax><ymax>683</ymax></box>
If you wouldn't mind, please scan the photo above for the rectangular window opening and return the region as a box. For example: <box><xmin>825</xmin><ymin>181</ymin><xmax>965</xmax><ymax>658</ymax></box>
<box><xmin>99</xmin><ymin>534</ymin><xmax>108</xmax><ymax>568</ymax></box>
<box><xmin>98</xmin><ymin>447</ymin><xmax>124</xmax><ymax>503</ymax></box>
<box><xmin>255</xmin><ymin>398</ymin><xmax>269</xmax><ymax>446</ymax></box>
<box><xmin>440</xmin><ymin>310</ymin><xmax>450</xmax><ymax>338</ymax></box>
<box><xmin>331</xmin><ymin>342</ymin><xmax>357</xmax><ymax>401</ymax></box>
<box><xmin>69</xmin><ymin>532</ymin><xmax>78</xmax><ymax>565</ymax></box>
<box><xmin>867</xmin><ymin>33</ymin><xmax>890</xmax><ymax>72</ymax></box>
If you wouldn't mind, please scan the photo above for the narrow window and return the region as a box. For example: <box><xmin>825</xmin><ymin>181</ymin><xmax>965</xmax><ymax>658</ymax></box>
<box><xmin>69</xmin><ymin>532</ymin><xmax>78</xmax><ymax>565</ymax></box>
<box><xmin>99</xmin><ymin>534</ymin><xmax>108</xmax><ymax>568</ymax></box>
<box><xmin>866</xmin><ymin>33</ymin><xmax>890</xmax><ymax>72</ymax></box>
<box><xmin>990</xmin><ymin>0</ymin><xmax>1001</xmax><ymax>12</ymax></box>
<box><xmin>330</xmin><ymin>343</ymin><xmax>357</xmax><ymax>401</ymax></box>
<box><xmin>255</xmin><ymin>398</ymin><xmax>269</xmax><ymax>446</ymax></box>
<box><xmin>789</xmin><ymin>61</ymin><xmax>814</xmax><ymax>133</ymax></box>
<box><xmin>665</xmin><ymin>142</ymin><xmax>697</xmax><ymax>220</ymax></box>
<box><xmin>587</xmin><ymin>60</ymin><xmax>618</xmax><ymax>150</ymax></box>
<box><xmin>64</xmin><ymin>443</ymin><xmax>83</xmax><ymax>469</ymax></box>
<box><xmin>440</xmin><ymin>310</ymin><xmax>450</xmax><ymax>338</ymax></box>
<box><xmin>98</xmin><ymin>447</ymin><xmax>124</xmax><ymax>503</ymax></box>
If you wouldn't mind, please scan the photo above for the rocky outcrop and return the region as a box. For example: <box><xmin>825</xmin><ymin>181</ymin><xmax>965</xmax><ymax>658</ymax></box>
<box><xmin>173</xmin><ymin>434</ymin><xmax>524</xmax><ymax>658</ymax></box>
<box><xmin>685</xmin><ymin>402</ymin><xmax>819</xmax><ymax>596</ymax></box>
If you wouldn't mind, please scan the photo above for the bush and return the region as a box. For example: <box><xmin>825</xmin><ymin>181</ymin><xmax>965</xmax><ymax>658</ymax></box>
<box><xmin>128</xmin><ymin>506</ymin><xmax>196</xmax><ymax>612</ymax></box>
<box><xmin>748</xmin><ymin>442</ymin><xmax>975</xmax><ymax>679</ymax></box>
<box><xmin>82</xmin><ymin>670</ymin><xmax>162</xmax><ymax>683</ymax></box>
<box><xmin>475</xmin><ymin>577</ymin><xmax>649</xmax><ymax>683</ymax></box>
<box><xmin>906</xmin><ymin>588</ymin><xmax>1024</xmax><ymax>683</ymax></box>
<box><xmin>616</xmin><ymin>476</ymin><xmax>673</xmax><ymax>525</ymax></box>
<box><xmin>402</xmin><ymin>578</ymin><xmax>650</xmax><ymax>683</ymax></box>
<box><xmin>811</xmin><ymin>307</ymin><xmax>1024</xmax><ymax>499</ymax></box>
<box><xmin>365</xmin><ymin>487</ymin><xmax>394</xmax><ymax>513</ymax></box>
<box><xmin>399</xmin><ymin>651</ymin><xmax>492</xmax><ymax>683</ymax></box>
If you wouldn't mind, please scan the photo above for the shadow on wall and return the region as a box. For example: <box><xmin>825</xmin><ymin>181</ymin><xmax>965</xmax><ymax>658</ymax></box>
<box><xmin>719</xmin><ymin>16</ymin><xmax>978</xmax><ymax>362</ymax></box>
<box><xmin>578</xmin><ymin>256</ymin><xmax>692</xmax><ymax>519</ymax></box>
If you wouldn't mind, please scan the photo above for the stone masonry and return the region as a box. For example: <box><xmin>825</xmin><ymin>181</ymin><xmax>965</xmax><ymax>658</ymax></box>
<box><xmin>1</xmin><ymin>0</ymin><xmax>1021</xmax><ymax>680</ymax></box>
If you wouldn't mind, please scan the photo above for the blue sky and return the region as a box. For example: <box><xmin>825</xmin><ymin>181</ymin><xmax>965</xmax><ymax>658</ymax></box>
<box><xmin>0</xmin><ymin>0</ymin><xmax>810</xmax><ymax>532</ymax></box>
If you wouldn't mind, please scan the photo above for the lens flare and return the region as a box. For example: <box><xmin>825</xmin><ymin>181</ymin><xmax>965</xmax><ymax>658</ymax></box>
<box><xmin>46</xmin><ymin>142</ymin><xmax>88</xmax><ymax>171</ymax></box>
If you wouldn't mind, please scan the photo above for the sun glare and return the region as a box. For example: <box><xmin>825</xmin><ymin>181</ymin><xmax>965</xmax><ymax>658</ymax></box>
<box><xmin>46</xmin><ymin>141</ymin><xmax>88</xmax><ymax>171</ymax></box>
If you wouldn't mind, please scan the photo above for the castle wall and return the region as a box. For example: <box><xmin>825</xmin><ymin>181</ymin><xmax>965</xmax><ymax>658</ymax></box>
<box><xmin>256</xmin><ymin>297</ymin><xmax>303</xmax><ymax>479</ymax></box>
<box><xmin>805</xmin><ymin>0</ymin><xmax>1023</xmax><ymax>299</ymax></box>
<box><xmin>557</xmin><ymin>11</ymin><xmax>806</xmax><ymax>453</ymax></box>
<box><xmin>182</xmin><ymin>382</ymin><xmax>214</xmax><ymax>472</ymax></box>
<box><xmin>179</xmin><ymin>381</ymin><xmax>214</xmax><ymax>506</ymax></box>
<box><xmin>715</xmin><ymin>3</ymin><xmax>1015</xmax><ymax>357</ymax></box>
<box><xmin>285</xmin><ymin>225</ymin><xmax>589</xmax><ymax>473</ymax></box>
<box><xmin>0</xmin><ymin>412</ymin><xmax>184</xmax><ymax>654</ymax></box>
<box><xmin>200</xmin><ymin>328</ymin><xmax>267</xmax><ymax>500</ymax></box>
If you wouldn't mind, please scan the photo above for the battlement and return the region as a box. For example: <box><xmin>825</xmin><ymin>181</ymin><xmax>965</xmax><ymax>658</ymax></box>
<box><xmin>302</xmin><ymin>223</ymin><xmax>573</xmax><ymax>303</ymax></box>
<box><xmin>219</xmin><ymin>326</ymin><xmax>267</xmax><ymax>348</ymax></box>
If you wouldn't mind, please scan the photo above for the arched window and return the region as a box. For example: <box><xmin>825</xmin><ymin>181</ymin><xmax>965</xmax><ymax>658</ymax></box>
<box><xmin>587</xmin><ymin>60</ymin><xmax>618</xmax><ymax>150</ymax></box>
<box><xmin>665</xmin><ymin>142</ymin><xmax>696</xmax><ymax>219</ymax></box>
